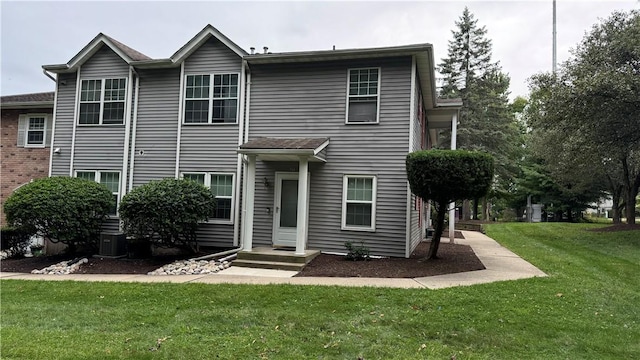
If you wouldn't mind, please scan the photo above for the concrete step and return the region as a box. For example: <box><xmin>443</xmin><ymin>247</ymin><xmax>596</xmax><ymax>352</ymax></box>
<box><xmin>232</xmin><ymin>259</ymin><xmax>307</xmax><ymax>271</ymax></box>
<box><xmin>236</xmin><ymin>248</ymin><xmax>320</xmax><ymax>264</ymax></box>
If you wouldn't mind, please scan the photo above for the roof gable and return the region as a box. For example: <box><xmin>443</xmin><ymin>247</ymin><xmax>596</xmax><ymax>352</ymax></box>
<box><xmin>43</xmin><ymin>33</ymin><xmax>150</xmax><ymax>73</ymax></box>
<box><xmin>170</xmin><ymin>24</ymin><xmax>247</xmax><ymax>64</ymax></box>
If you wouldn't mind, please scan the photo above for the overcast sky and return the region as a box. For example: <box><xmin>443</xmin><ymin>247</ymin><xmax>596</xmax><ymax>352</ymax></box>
<box><xmin>2</xmin><ymin>1</ymin><xmax>638</xmax><ymax>99</ymax></box>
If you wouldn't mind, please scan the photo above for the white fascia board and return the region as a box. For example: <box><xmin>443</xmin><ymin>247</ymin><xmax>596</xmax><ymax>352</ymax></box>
<box><xmin>170</xmin><ymin>25</ymin><xmax>247</xmax><ymax>64</ymax></box>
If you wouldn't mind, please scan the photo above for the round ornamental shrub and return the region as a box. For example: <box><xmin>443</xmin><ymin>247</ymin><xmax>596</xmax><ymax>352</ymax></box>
<box><xmin>406</xmin><ymin>149</ymin><xmax>494</xmax><ymax>204</ymax></box>
<box><xmin>118</xmin><ymin>178</ymin><xmax>216</xmax><ymax>252</ymax></box>
<box><xmin>406</xmin><ymin>149</ymin><xmax>494</xmax><ymax>259</ymax></box>
<box><xmin>3</xmin><ymin>176</ymin><xmax>114</xmax><ymax>253</ymax></box>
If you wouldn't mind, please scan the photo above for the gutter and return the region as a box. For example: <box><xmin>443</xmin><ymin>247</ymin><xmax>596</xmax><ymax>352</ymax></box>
<box><xmin>128</xmin><ymin>69</ymin><xmax>141</xmax><ymax>191</ymax></box>
<box><xmin>47</xmin><ymin>74</ymin><xmax>59</xmax><ymax>177</ymax></box>
<box><xmin>120</xmin><ymin>66</ymin><xmax>134</xmax><ymax>203</ymax></box>
<box><xmin>69</xmin><ymin>66</ymin><xmax>82</xmax><ymax>176</ymax></box>
<box><xmin>174</xmin><ymin>62</ymin><xmax>185</xmax><ymax>178</ymax></box>
<box><xmin>233</xmin><ymin>60</ymin><xmax>248</xmax><ymax>247</ymax></box>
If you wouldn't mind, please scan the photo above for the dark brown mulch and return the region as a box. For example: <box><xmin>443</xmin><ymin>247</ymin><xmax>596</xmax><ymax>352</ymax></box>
<box><xmin>296</xmin><ymin>241</ymin><xmax>485</xmax><ymax>278</ymax></box>
<box><xmin>2</xmin><ymin>243</ymin><xmax>485</xmax><ymax>279</ymax></box>
<box><xmin>587</xmin><ymin>224</ymin><xmax>640</xmax><ymax>232</ymax></box>
<box><xmin>0</xmin><ymin>247</ymin><xmax>229</xmax><ymax>274</ymax></box>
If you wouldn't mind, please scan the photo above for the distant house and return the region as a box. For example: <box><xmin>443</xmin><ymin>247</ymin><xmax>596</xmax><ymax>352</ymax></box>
<box><xmin>42</xmin><ymin>25</ymin><xmax>460</xmax><ymax>258</ymax></box>
<box><xmin>1</xmin><ymin>92</ymin><xmax>54</xmax><ymax>226</ymax></box>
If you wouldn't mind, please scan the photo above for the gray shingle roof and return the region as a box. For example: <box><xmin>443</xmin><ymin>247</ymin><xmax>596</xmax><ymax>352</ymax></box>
<box><xmin>240</xmin><ymin>137</ymin><xmax>329</xmax><ymax>150</ymax></box>
<box><xmin>104</xmin><ymin>35</ymin><xmax>152</xmax><ymax>61</ymax></box>
<box><xmin>1</xmin><ymin>91</ymin><xmax>55</xmax><ymax>104</ymax></box>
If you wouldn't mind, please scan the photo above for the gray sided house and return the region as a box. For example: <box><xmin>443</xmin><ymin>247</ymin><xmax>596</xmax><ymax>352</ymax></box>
<box><xmin>43</xmin><ymin>25</ymin><xmax>460</xmax><ymax>258</ymax></box>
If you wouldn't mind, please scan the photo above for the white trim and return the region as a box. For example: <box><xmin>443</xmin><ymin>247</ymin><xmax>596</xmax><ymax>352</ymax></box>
<box><xmin>77</xmin><ymin>77</ymin><xmax>127</xmax><ymax>126</ymax></box>
<box><xmin>175</xmin><ymin>62</ymin><xmax>185</xmax><ymax>178</ymax></box>
<box><xmin>23</xmin><ymin>114</ymin><xmax>49</xmax><ymax>148</ymax></box>
<box><xmin>406</xmin><ymin>56</ymin><xmax>417</xmax><ymax>258</ymax></box>
<box><xmin>182</xmin><ymin>72</ymin><xmax>241</xmax><ymax>125</ymax></box>
<box><xmin>128</xmin><ymin>71</ymin><xmax>140</xmax><ymax>191</ymax></box>
<box><xmin>296</xmin><ymin>158</ymin><xmax>309</xmax><ymax>254</ymax></box>
<box><xmin>69</xmin><ymin>66</ymin><xmax>81</xmax><ymax>176</ymax></box>
<box><xmin>449</xmin><ymin>111</ymin><xmax>458</xmax><ymax>243</ymax></box>
<box><xmin>234</xmin><ymin>61</ymin><xmax>247</xmax><ymax>246</ymax></box>
<box><xmin>243</xmin><ymin>155</ymin><xmax>256</xmax><ymax>251</ymax></box>
<box><xmin>48</xmin><ymin>77</ymin><xmax>59</xmax><ymax>176</ymax></box>
<box><xmin>345</xmin><ymin>67</ymin><xmax>381</xmax><ymax>124</ymax></box>
<box><xmin>120</xmin><ymin>66</ymin><xmax>134</xmax><ymax>220</ymax></box>
<box><xmin>170</xmin><ymin>25</ymin><xmax>248</xmax><ymax>63</ymax></box>
<box><xmin>181</xmin><ymin>172</ymin><xmax>236</xmax><ymax>224</ymax></box>
<box><xmin>341</xmin><ymin>174</ymin><xmax>377</xmax><ymax>232</ymax></box>
<box><xmin>74</xmin><ymin>169</ymin><xmax>121</xmax><ymax>217</ymax></box>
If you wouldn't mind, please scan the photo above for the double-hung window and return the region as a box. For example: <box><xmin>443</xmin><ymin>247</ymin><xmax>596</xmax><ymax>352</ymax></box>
<box><xmin>184</xmin><ymin>74</ymin><xmax>238</xmax><ymax>124</ymax></box>
<box><xmin>346</xmin><ymin>68</ymin><xmax>380</xmax><ymax>123</ymax></box>
<box><xmin>76</xmin><ymin>170</ymin><xmax>120</xmax><ymax>215</ymax></box>
<box><xmin>79</xmin><ymin>78</ymin><xmax>127</xmax><ymax>125</ymax></box>
<box><xmin>183</xmin><ymin>172</ymin><xmax>235</xmax><ymax>222</ymax></box>
<box><xmin>342</xmin><ymin>175</ymin><xmax>377</xmax><ymax>231</ymax></box>
<box><xmin>17</xmin><ymin>114</ymin><xmax>51</xmax><ymax>148</ymax></box>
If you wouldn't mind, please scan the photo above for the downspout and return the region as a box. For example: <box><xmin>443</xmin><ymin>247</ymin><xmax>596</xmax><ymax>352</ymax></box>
<box><xmin>405</xmin><ymin>56</ymin><xmax>417</xmax><ymax>258</ymax></box>
<box><xmin>239</xmin><ymin>70</ymin><xmax>252</xmax><ymax>250</ymax></box>
<box><xmin>233</xmin><ymin>60</ymin><xmax>248</xmax><ymax>247</ymax></box>
<box><xmin>128</xmin><ymin>69</ymin><xmax>141</xmax><ymax>191</ymax></box>
<box><xmin>174</xmin><ymin>62</ymin><xmax>185</xmax><ymax>178</ymax></box>
<box><xmin>120</xmin><ymin>66</ymin><xmax>134</xmax><ymax>197</ymax></box>
<box><xmin>44</xmin><ymin>70</ymin><xmax>58</xmax><ymax>177</ymax></box>
<box><xmin>69</xmin><ymin>66</ymin><xmax>82</xmax><ymax>176</ymax></box>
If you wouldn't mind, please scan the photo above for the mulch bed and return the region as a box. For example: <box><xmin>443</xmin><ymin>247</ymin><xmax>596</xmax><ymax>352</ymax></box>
<box><xmin>296</xmin><ymin>241</ymin><xmax>485</xmax><ymax>278</ymax></box>
<box><xmin>2</xmin><ymin>241</ymin><xmax>486</xmax><ymax>278</ymax></box>
<box><xmin>587</xmin><ymin>224</ymin><xmax>640</xmax><ymax>232</ymax></box>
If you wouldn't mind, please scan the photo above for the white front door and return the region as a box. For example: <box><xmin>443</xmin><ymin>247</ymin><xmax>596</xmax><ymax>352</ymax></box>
<box><xmin>273</xmin><ymin>173</ymin><xmax>299</xmax><ymax>247</ymax></box>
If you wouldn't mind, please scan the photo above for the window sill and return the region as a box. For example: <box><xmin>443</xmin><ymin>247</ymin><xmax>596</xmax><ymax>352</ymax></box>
<box><xmin>182</xmin><ymin>122</ymin><xmax>238</xmax><ymax>126</ymax></box>
<box><xmin>77</xmin><ymin>123</ymin><xmax>125</xmax><ymax>127</ymax></box>
<box><xmin>341</xmin><ymin>225</ymin><xmax>376</xmax><ymax>232</ymax></box>
<box><xmin>345</xmin><ymin>121</ymin><xmax>379</xmax><ymax>125</ymax></box>
<box><xmin>204</xmin><ymin>219</ymin><xmax>234</xmax><ymax>225</ymax></box>
<box><xmin>24</xmin><ymin>144</ymin><xmax>46</xmax><ymax>148</ymax></box>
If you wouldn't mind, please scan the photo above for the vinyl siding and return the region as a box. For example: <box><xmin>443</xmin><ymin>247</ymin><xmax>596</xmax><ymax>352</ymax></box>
<box><xmin>74</xmin><ymin>45</ymin><xmax>128</xmax><ymax>171</ymax></box>
<box><xmin>51</xmin><ymin>72</ymin><xmax>77</xmax><ymax>176</ymax></box>
<box><xmin>248</xmin><ymin>57</ymin><xmax>412</xmax><ymax>257</ymax></box>
<box><xmin>180</xmin><ymin>37</ymin><xmax>243</xmax><ymax>246</ymax></box>
<box><xmin>131</xmin><ymin>68</ymin><xmax>180</xmax><ymax>185</ymax></box>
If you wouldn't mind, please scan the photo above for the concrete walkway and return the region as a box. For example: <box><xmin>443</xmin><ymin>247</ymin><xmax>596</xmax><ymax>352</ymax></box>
<box><xmin>0</xmin><ymin>231</ymin><xmax>546</xmax><ymax>289</ymax></box>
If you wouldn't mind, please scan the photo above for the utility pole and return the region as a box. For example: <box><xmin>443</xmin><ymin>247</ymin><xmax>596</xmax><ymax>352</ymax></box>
<box><xmin>552</xmin><ymin>0</ymin><xmax>557</xmax><ymax>73</ymax></box>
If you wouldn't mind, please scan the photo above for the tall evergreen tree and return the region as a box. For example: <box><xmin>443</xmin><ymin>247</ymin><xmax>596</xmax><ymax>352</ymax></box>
<box><xmin>438</xmin><ymin>7</ymin><xmax>522</xmax><ymax>219</ymax></box>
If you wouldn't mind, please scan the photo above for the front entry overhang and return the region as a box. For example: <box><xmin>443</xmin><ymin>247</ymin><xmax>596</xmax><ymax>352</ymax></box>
<box><xmin>237</xmin><ymin>137</ymin><xmax>329</xmax><ymax>162</ymax></box>
<box><xmin>238</xmin><ymin>137</ymin><xmax>329</xmax><ymax>255</ymax></box>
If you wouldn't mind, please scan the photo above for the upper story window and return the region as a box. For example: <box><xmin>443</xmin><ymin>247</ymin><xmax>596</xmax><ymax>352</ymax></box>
<box><xmin>184</xmin><ymin>74</ymin><xmax>238</xmax><ymax>124</ymax></box>
<box><xmin>346</xmin><ymin>68</ymin><xmax>380</xmax><ymax>124</ymax></box>
<box><xmin>79</xmin><ymin>78</ymin><xmax>127</xmax><ymax>125</ymax></box>
<box><xmin>182</xmin><ymin>172</ymin><xmax>235</xmax><ymax>223</ymax></box>
<box><xmin>76</xmin><ymin>170</ymin><xmax>121</xmax><ymax>215</ymax></box>
<box><xmin>17</xmin><ymin>114</ymin><xmax>51</xmax><ymax>148</ymax></box>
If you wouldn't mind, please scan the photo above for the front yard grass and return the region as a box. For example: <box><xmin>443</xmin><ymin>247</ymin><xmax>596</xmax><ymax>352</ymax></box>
<box><xmin>1</xmin><ymin>223</ymin><xmax>639</xmax><ymax>359</ymax></box>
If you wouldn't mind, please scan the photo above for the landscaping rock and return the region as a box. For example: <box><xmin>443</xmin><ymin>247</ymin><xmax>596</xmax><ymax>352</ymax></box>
<box><xmin>31</xmin><ymin>258</ymin><xmax>88</xmax><ymax>274</ymax></box>
<box><xmin>147</xmin><ymin>259</ymin><xmax>225</xmax><ymax>275</ymax></box>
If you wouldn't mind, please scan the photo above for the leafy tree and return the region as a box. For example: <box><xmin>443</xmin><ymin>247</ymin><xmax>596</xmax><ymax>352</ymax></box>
<box><xmin>525</xmin><ymin>10</ymin><xmax>640</xmax><ymax>224</ymax></box>
<box><xmin>3</xmin><ymin>177</ymin><xmax>114</xmax><ymax>254</ymax></box>
<box><xmin>438</xmin><ymin>7</ymin><xmax>522</xmax><ymax>220</ymax></box>
<box><xmin>119</xmin><ymin>178</ymin><xmax>216</xmax><ymax>253</ymax></box>
<box><xmin>407</xmin><ymin>150</ymin><xmax>494</xmax><ymax>259</ymax></box>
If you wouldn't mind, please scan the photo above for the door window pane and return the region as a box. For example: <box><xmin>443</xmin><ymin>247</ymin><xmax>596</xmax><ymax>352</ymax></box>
<box><xmin>280</xmin><ymin>179</ymin><xmax>298</xmax><ymax>228</ymax></box>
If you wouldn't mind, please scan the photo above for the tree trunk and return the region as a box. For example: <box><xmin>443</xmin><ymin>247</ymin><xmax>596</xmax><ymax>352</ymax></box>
<box><xmin>427</xmin><ymin>201</ymin><xmax>448</xmax><ymax>260</ymax></box>
<box><xmin>611</xmin><ymin>195</ymin><xmax>622</xmax><ymax>224</ymax></box>
<box><xmin>462</xmin><ymin>200</ymin><xmax>471</xmax><ymax>220</ymax></box>
<box><xmin>567</xmin><ymin>209</ymin><xmax>574</xmax><ymax>223</ymax></box>
<box><xmin>472</xmin><ymin>198</ymin><xmax>479</xmax><ymax>220</ymax></box>
<box><xmin>482</xmin><ymin>197</ymin><xmax>489</xmax><ymax>220</ymax></box>
<box><xmin>621</xmin><ymin>156</ymin><xmax>640</xmax><ymax>225</ymax></box>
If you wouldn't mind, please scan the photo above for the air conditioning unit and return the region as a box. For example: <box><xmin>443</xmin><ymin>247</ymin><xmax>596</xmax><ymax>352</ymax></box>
<box><xmin>99</xmin><ymin>233</ymin><xmax>126</xmax><ymax>257</ymax></box>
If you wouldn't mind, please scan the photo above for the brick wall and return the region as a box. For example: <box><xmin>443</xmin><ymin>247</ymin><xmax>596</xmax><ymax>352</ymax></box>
<box><xmin>1</xmin><ymin>108</ymin><xmax>52</xmax><ymax>226</ymax></box>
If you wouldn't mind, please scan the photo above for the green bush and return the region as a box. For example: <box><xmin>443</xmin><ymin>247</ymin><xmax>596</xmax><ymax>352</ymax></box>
<box><xmin>344</xmin><ymin>241</ymin><xmax>370</xmax><ymax>261</ymax></box>
<box><xmin>0</xmin><ymin>226</ymin><xmax>32</xmax><ymax>258</ymax></box>
<box><xmin>118</xmin><ymin>178</ymin><xmax>216</xmax><ymax>252</ymax></box>
<box><xmin>3</xmin><ymin>177</ymin><xmax>114</xmax><ymax>254</ymax></box>
<box><xmin>406</xmin><ymin>149</ymin><xmax>494</xmax><ymax>259</ymax></box>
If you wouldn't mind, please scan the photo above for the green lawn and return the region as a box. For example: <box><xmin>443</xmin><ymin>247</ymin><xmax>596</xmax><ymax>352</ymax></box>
<box><xmin>1</xmin><ymin>223</ymin><xmax>639</xmax><ymax>359</ymax></box>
